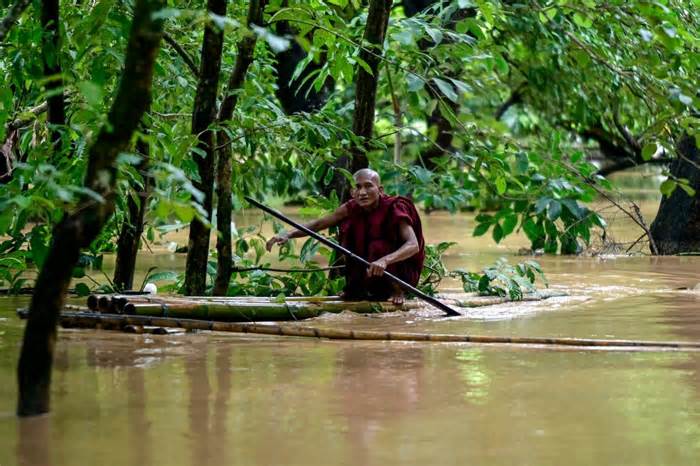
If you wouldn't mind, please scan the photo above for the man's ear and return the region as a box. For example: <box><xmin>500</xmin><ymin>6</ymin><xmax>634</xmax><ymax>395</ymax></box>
<box><xmin>379</xmin><ymin>185</ymin><xmax>385</xmax><ymax>194</ymax></box>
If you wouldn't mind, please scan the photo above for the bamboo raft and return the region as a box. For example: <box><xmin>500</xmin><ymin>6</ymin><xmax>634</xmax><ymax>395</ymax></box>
<box><xmin>15</xmin><ymin>309</ymin><xmax>700</xmax><ymax>351</ymax></box>
<box><xmin>84</xmin><ymin>291</ymin><xmax>568</xmax><ymax>322</ymax></box>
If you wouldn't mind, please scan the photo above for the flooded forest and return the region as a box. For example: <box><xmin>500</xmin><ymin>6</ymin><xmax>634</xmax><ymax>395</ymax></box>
<box><xmin>1</xmin><ymin>0</ymin><xmax>699</xmax><ymax>465</ymax></box>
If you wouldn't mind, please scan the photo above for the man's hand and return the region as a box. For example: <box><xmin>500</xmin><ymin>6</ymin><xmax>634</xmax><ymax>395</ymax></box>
<box><xmin>367</xmin><ymin>257</ymin><xmax>389</xmax><ymax>277</ymax></box>
<box><xmin>266</xmin><ymin>232</ymin><xmax>290</xmax><ymax>251</ymax></box>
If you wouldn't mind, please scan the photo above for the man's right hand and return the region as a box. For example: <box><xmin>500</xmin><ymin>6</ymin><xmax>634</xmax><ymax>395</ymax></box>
<box><xmin>266</xmin><ymin>232</ymin><xmax>290</xmax><ymax>251</ymax></box>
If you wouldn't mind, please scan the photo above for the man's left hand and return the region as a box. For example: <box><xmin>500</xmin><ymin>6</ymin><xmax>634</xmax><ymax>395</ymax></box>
<box><xmin>367</xmin><ymin>258</ymin><xmax>389</xmax><ymax>277</ymax></box>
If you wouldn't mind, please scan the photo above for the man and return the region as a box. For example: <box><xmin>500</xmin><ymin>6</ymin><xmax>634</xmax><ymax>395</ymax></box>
<box><xmin>266</xmin><ymin>168</ymin><xmax>425</xmax><ymax>305</ymax></box>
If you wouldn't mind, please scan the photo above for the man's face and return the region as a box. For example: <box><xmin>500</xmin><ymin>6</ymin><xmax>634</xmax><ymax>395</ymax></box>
<box><xmin>352</xmin><ymin>172</ymin><xmax>383</xmax><ymax>209</ymax></box>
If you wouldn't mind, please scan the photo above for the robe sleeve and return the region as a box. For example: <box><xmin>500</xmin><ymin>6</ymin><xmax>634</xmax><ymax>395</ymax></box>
<box><xmin>390</xmin><ymin>197</ymin><xmax>419</xmax><ymax>228</ymax></box>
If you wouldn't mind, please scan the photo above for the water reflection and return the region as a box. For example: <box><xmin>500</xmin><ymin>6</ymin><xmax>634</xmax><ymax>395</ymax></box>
<box><xmin>127</xmin><ymin>367</ymin><xmax>150</xmax><ymax>466</ymax></box>
<box><xmin>16</xmin><ymin>415</ymin><xmax>51</xmax><ymax>466</ymax></box>
<box><xmin>185</xmin><ymin>341</ymin><xmax>211</xmax><ymax>466</ymax></box>
<box><xmin>333</xmin><ymin>345</ymin><xmax>424</xmax><ymax>464</ymax></box>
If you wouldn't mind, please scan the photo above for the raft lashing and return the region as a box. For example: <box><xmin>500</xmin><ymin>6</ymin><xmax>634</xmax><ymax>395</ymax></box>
<box><xmin>85</xmin><ymin>291</ymin><xmax>566</xmax><ymax>322</ymax></box>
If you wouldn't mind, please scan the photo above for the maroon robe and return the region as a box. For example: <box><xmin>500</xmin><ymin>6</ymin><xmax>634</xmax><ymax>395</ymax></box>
<box><xmin>339</xmin><ymin>195</ymin><xmax>425</xmax><ymax>300</ymax></box>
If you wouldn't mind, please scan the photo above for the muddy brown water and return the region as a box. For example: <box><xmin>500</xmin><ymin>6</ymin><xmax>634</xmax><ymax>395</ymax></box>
<box><xmin>2</xmin><ymin>189</ymin><xmax>700</xmax><ymax>465</ymax></box>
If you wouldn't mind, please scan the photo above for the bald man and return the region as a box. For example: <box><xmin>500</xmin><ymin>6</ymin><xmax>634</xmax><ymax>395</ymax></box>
<box><xmin>266</xmin><ymin>168</ymin><xmax>425</xmax><ymax>305</ymax></box>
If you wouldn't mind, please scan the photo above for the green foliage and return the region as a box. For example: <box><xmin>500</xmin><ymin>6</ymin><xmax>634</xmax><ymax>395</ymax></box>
<box><xmin>452</xmin><ymin>258</ymin><xmax>548</xmax><ymax>300</ymax></box>
<box><xmin>1</xmin><ymin>0</ymin><xmax>698</xmax><ymax>291</ymax></box>
<box><xmin>419</xmin><ymin>241</ymin><xmax>456</xmax><ymax>295</ymax></box>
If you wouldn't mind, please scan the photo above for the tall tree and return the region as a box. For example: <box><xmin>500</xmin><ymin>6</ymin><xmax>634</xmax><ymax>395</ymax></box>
<box><xmin>41</xmin><ymin>0</ymin><xmax>66</xmax><ymax>147</ymax></box>
<box><xmin>113</xmin><ymin>127</ymin><xmax>152</xmax><ymax>291</ymax></box>
<box><xmin>183</xmin><ymin>0</ymin><xmax>228</xmax><ymax>295</ymax></box>
<box><xmin>650</xmin><ymin>134</ymin><xmax>700</xmax><ymax>254</ymax></box>
<box><xmin>330</xmin><ymin>0</ymin><xmax>392</xmax><ymax>201</ymax></box>
<box><xmin>213</xmin><ymin>0</ymin><xmax>266</xmax><ymax>296</ymax></box>
<box><xmin>16</xmin><ymin>0</ymin><xmax>165</xmax><ymax>417</ymax></box>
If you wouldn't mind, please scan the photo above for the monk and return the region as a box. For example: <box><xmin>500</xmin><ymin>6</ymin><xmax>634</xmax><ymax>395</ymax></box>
<box><xmin>266</xmin><ymin>168</ymin><xmax>425</xmax><ymax>305</ymax></box>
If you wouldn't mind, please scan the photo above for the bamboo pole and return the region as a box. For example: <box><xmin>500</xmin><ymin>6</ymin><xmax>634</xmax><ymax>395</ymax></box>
<box><xmin>88</xmin><ymin>290</ymin><xmax>566</xmax><ymax>312</ymax></box>
<box><xmin>122</xmin><ymin>300</ymin><xmax>421</xmax><ymax>321</ymax></box>
<box><xmin>19</xmin><ymin>310</ymin><xmax>700</xmax><ymax>351</ymax></box>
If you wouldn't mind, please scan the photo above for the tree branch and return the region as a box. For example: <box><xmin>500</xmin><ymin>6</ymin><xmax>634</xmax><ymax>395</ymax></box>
<box><xmin>163</xmin><ymin>31</ymin><xmax>199</xmax><ymax>78</ymax></box>
<box><xmin>0</xmin><ymin>0</ymin><xmax>32</xmax><ymax>42</ymax></box>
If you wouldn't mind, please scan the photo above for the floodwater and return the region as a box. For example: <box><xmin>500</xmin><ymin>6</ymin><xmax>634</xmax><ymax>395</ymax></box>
<box><xmin>2</xmin><ymin>177</ymin><xmax>700</xmax><ymax>465</ymax></box>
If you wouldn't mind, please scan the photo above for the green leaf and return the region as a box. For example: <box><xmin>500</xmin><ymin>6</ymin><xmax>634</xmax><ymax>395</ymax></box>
<box><xmin>0</xmin><ymin>209</ymin><xmax>13</xmax><ymax>235</ymax></box>
<box><xmin>406</xmin><ymin>73</ymin><xmax>424</xmax><ymax>92</ymax></box>
<box><xmin>426</xmin><ymin>27</ymin><xmax>443</xmax><ymax>45</ymax></box>
<box><xmin>502</xmin><ymin>214</ymin><xmax>518</xmax><ymax>236</ymax></box>
<box><xmin>473</xmin><ymin>222</ymin><xmax>491</xmax><ymax>237</ymax></box>
<box><xmin>356</xmin><ymin>56</ymin><xmax>374</xmax><ymax>76</ymax></box>
<box><xmin>495</xmin><ymin>176</ymin><xmax>507</xmax><ymax>194</ymax></box>
<box><xmin>535</xmin><ymin>197</ymin><xmax>550</xmax><ymax>214</ymax></box>
<box><xmin>492</xmin><ymin>223</ymin><xmax>504</xmax><ymax>243</ymax></box>
<box><xmin>641</xmin><ymin>143</ymin><xmax>657</xmax><ymax>161</ymax></box>
<box><xmin>78</xmin><ymin>81</ymin><xmax>104</xmax><ymax>107</ymax></box>
<box><xmin>522</xmin><ymin>218</ymin><xmax>540</xmax><ymax>241</ymax></box>
<box><xmin>659</xmin><ymin>179</ymin><xmax>677</xmax><ymax>197</ymax></box>
<box><xmin>547</xmin><ymin>200</ymin><xmax>562</xmax><ymax>221</ymax></box>
<box><xmin>432</xmin><ymin>78</ymin><xmax>458</xmax><ymax>102</ymax></box>
<box><xmin>74</xmin><ymin>283</ymin><xmax>91</xmax><ymax>297</ymax></box>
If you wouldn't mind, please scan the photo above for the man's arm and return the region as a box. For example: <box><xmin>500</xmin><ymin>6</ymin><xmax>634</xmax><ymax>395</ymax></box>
<box><xmin>367</xmin><ymin>220</ymin><xmax>419</xmax><ymax>277</ymax></box>
<box><xmin>266</xmin><ymin>204</ymin><xmax>350</xmax><ymax>251</ymax></box>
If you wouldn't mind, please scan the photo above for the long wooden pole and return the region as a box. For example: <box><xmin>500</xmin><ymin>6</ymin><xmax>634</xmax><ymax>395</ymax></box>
<box><xmin>22</xmin><ymin>310</ymin><xmax>700</xmax><ymax>351</ymax></box>
<box><xmin>244</xmin><ymin>196</ymin><xmax>462</xmax><ymax>317</ymax></box>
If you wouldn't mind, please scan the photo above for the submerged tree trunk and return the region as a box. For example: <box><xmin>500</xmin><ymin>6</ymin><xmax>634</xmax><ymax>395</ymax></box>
<box><xmin>330</xmin><ymin>0</ymin><xmax>392</xmax><ymax>201</ymax></box>
<box><xmin>113</xmin><ymin>132</ymin><xmax>152</xmax><ymax>291</ymax></box>
<box><xmin>213</xmin><ymin>0</ymin><xmax>266</xmax><ymax>296</ymax></box>
<box><xmin>650</xmin><ymin>134</ymin><xmax>700</xmax><ymax>254</ymax></box>
<box><xmin>41</xmin><ymin>0</ymin><xmax>66</xmax><ymax>147</ymax></box>
<box><xmin>183</xmin><ymin>0</ymin><xmax>227</xmax><ymax>295</ymax></box>
<box><xmin>16</xmin><ymin>0</ymin><xmax>164</xmax><ymax>417</ymax></box>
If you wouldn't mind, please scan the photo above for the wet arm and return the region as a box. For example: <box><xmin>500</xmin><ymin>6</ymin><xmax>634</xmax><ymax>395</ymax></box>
<box><xmin>267</xmin><ymin>204</ymin><xmax>349</xmax><ymax>251</ymax></box>
<box><xmin>285</xmin><ymin>204</ymin><xmax>349</xmax><ymax>239</ymax></box>
<box><xmin>382</xmin><ymin>220</ymin><xmax>419</xmax><ymax>264</ymax></box>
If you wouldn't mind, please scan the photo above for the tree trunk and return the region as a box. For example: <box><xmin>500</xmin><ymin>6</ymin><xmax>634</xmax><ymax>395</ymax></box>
<box><xmin>409</xmin><ymin>2</ymin><xmax>475</xmax><ymax>170</ymax></box>
<box><xmin>16</xmin><ymin>0</ymin><xmax>164</xmax><ymax>417</ymax></box>
<box><xmin>113</xmin><ymin>132</ymin><xmax>152</xmax><ymax>290</ymax></box>
<box><xmin>213</xmin><ymin>0</ymin><xmax>267</xmax><ymax>296</ymax></box>
<box><xmin>650</xmin><ymin>134</ymin><xmax>700</xmax><ymax>254</ymax></box>
<box><xmin>273</xmin><ymin>18</ymin><xmax>332</xmax><ymax>114</ymax></box>
<box><xmin>183</xmin><ymin>0</ymin><xmax>227</xmax><ymax>295</ymax></box>
<box><xmin>420</xmin><ymin>85</ymin><xmax>458</xmax><ymax>171</ymax></box>
<box><xmin>41</xmin><ymin>0</ymin><xmax>66</xmax><ymax>147</ymax></box>
<box><xmin>330</xmin><ymin>0</ymin><xmax>392</xmax><ymax>201</ymax></box>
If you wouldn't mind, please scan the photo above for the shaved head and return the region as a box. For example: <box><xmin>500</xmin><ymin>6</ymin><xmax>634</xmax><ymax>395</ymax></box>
<box><xmin>353</xmin><ymin>168</ymin><xmax>381</xmax><ymax>186</ymax></box>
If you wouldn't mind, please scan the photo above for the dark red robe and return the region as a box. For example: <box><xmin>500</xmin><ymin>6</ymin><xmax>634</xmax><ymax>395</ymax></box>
<box><xmin>339</xmin><ymin>195</ymin><xmax>425</xmax><ymax>300</ymax></box>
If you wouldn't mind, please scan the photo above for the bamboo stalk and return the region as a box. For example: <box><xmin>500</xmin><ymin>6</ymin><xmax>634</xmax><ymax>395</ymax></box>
<box><xmin>122</xmin><ymin>300</ymin><xmax>421</xmax><ymax>321</ymax></box>
<box><xmin>23</xmin><ymin>310</ymin><xmax>700</xmax><ymax>351</ymax></box>
<box><xmin>88</xmin><ymin>290</ymin><xmax>567</xmax><ymax>314</ymax></box>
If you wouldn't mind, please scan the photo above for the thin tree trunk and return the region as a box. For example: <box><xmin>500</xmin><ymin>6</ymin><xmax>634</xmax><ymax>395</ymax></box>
<box><xmin>16</xmin><ymin>0</ymin><xmax>164</xmax><ymax>417</ymax></box>
<box><xmin>213</xmin><ymin>0</ymin><xmax>266</xmax><ymax>296</ymax></box>
<box><xmin>650</xmin><ymin>134</ymin><xmax>700</xmax><ymax>254</ymax></box>
<box><xmin>113</xmin><ymin>130</ymin><xmax>152</xmax><ymax>290</ymax></box>
<box><xmin>330</xmin><ymin>0</ymin><xmax>392</xmax><ymax>201</ymax></box>
<box><xmin>273</xmin><ymin>16</ymin><xmax>332</xmax><ymax>114</ymax></box>
<box><xmin>41</xmin><ymin>0</ymin><xmax>66</xmax><ymax>147</ymax></box>
<box><xmin>0</xmin><ymin>0</ymin><xmax>32</xmax><ymax>42</ymax></box>
<box><xmin>183</xmin><ymin>0</ymin><xmax>227</xmax><ymax>296</ymax></box>
<box><xmin>419</xmin><ymin>84</ymin><xmax>458</xmax><ymax>171</ymax></box>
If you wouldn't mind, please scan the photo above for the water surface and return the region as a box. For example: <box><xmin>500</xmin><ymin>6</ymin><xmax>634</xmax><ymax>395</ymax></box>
<box><xmin>2</xmin><ymin>193</ymin><xmax>700</xmax><ymax>466</ymax></box>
